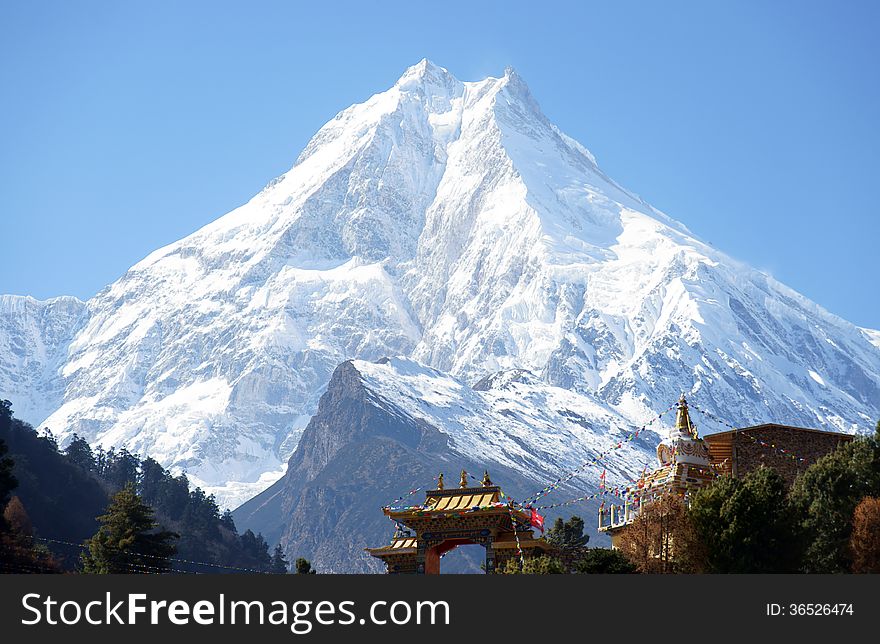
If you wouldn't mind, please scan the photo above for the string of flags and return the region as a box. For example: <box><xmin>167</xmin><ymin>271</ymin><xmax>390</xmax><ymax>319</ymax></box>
<box><xmin>689</xmin><ymin>403</ymin><xmax>810</xmax><ymax>464</ymax></box>
<box><xmin>521</xmin><ymin>403</ymin><xmax>678</xmax><ymax>507</ymax></box>
<box><xmin>380</xmin><ymin>394</ymin><xmax>830</xmax><ymax>550</ymax></box>
<box><xmin>533</xmin><ymin>486</ymin><xmax>639</xmax><ymax>510</ymax></box>
<box><xmin>508</xmin><ymin>505</ymin><xmax>526</xmax><ymax>568</ymax></box>
<box><xmin>383</xmin><ymin>475</ymin><xmax>440</xmax><ymax>510</ymax></box>
<box><xmin>34</xmin><ymin>536</ymin><xmax>271</xmax><ymax>574</ymax></box>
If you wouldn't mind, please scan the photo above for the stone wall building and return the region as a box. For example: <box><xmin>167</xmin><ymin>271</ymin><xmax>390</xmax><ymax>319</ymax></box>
<box><xmin>703</xmin><ymin>424</ymin><xmax>853</xmax><ymax>487</ymax></box>
<box><xmin>599</xmin><ymin>396</ymin><xmax>854</xmax><ymax>548</ymax></box>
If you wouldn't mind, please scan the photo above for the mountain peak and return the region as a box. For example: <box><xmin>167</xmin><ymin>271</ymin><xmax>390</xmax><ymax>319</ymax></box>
<box><xmin>395</xmin><ymin>58</ymin><xmax>457</xmax><ymax>91</ymax></box>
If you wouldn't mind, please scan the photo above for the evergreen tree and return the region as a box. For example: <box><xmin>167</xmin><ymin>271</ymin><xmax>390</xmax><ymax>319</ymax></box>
<box><xmin>574</xmin><ymin>548</ymin><xmax>637</xmax><ymax>574</ymax></box>
<box><xmin>100</xmin><ymin>449</ymin><xmax>140</xmax><ymax>490</ymax></box>
<box><xmin>81</xmin><ymin>484</ymin><xmax>178</xmax><ymax>574</ymax></box>
<box><xmin>789</xmin><ymin>436</ymin><xmax>880</xmax><ymax>572</ymax></box>
<box><xmin>138</xmin><ymin>457</ymin><xmax>172</xmax><ymax>508</ymax></box>
<box><xmin>0</xmin><ymin>401</ymin><xmax>18</xmax><ymax>524</ymax></box>
<box><xmin>0</xmin><ymin>436</ymin><xmax>17</xmax><ymax>523</ymax></box>
<box><xmin>64</xmin><ymin>433</ymin><xmax>96</xmax><ymax>473</ymax></box>
<box><xmin>688</xmin><ymin>467</ymin><xmax>799</xmax><ymax>573</ymax></box>
<box><xmin>220</xmin><ymin>509</ymin><xmax>237</xmax><ymax>533</ymax></box>
<box><xmin>294</xmin><ymin>557</ymin><xmax>316</xmax><ymax>574</ymax></box>
<box><xmin>270</xmin><ymin>544</ymin><xmax>289</xmax><ymax>574</ymax></box>
<box><xmin>545</xmin><ymin>515</ymin><xmax>589</xmax><ymax>550</ymax></box>
<box><xmin>499</xmin><ymin>555</ymin><xmax>564</xmax><ymax>574</ymax></box>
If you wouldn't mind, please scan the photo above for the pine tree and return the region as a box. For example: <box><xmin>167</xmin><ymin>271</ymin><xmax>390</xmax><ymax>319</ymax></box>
<box><xmin>789</xmin><ymin>436</ymin><xmax>880</xmax><ymax>572</ymax></box>
<box><xmin>574</xmin><ymin>548</ymin><xmax>637</xmax><ymax>574</ymax></box>
<box><xmin>64</xmin><ymin>433</ymin><xmax>96</xmax><ymax>473</ymax></box>
<box><xmin>270</xmin><ymin>544</ymin><xmax>289</xmax><ymax>574</ymax></box>
<box><xmin>0</xmin><ymin>401</ymin><xmax>18</xmax><ymax>523</ymax></box>
<box><xmin>499</xmin><ymin>555</ymin><xmax>564</xmax><ymax>574</ymax></box>
<box><xmin>688</xmin><ymin>467</ymin><xmax>799</xmax><ymax>573</ymax></box>
<box><xmin>219</xmin><ymin>509</ymin><xmax>237</xmax><ymax>532</ymax></box>
<box><xmin>100</xmin><ymin>449</ymin><xmax>140</xmax><ymax>489</ymax></box>
<box><xmin>545</xmin><ymin>515</ymin><xmax>589</xmax><ymax>550</ymax></box>
<box><xmin>0</xmin><ymin>436</ymin><xmax>17</xmax><ymax>523</ymax></box>
<box><xmin>81</xmin><ymin>484</ymin><xmax>178</xmax><ymax>574</ymax></box>
<box><xmin>295</xmin><ymin>557</ymin><xmax>316</xmax><ymax>574</ymax></box>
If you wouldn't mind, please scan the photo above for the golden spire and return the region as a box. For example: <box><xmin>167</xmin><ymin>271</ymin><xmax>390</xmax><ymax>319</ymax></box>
<box><xmin>460</xmin><ymin>469</ymin><xmax>468</xmax><ymax>488</ymax></box>
<box><xmin>437</xmin><ymin>473</ymin><xmax>444</xmax><ymax>490</ymax></box>
<box><xmin>481</xmin><ymin>470</ymin><xmax>492</xmax><ymax>487</ymax></box>
<box><xmin>675</xmin><ymin>393</ymin><xmax>698</xmax><ymax>438</ymax></box>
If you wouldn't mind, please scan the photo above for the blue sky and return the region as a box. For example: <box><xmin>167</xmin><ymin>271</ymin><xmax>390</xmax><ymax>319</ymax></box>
<box><xmin>1</xmin><ymin>1</ymin><xmax>878</xmax><ymax>328</ymax></box>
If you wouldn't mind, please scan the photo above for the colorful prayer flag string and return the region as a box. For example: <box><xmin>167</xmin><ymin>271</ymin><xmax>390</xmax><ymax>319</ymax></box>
<box><xmin>521</xmin><ymin>403</ymin><xmax>677</xmax><ymax>507</ymax></box>
<box><xmin>689</xmin><ymin>403</ymin><xmax>810</xmax><ymax>464</ymax></box>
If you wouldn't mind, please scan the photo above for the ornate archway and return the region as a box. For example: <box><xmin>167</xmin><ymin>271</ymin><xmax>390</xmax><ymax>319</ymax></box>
<box><xmin>367</xmin><ymin>470</ymin><xmax>553</xmax><ymax>574</ymax></box>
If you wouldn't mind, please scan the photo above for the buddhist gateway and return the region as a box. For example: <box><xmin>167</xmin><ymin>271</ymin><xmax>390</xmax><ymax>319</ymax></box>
<box><xmin>366</xmin><ymin>470</ymin><xmax>552</xmax><ymax>574</ymax></box>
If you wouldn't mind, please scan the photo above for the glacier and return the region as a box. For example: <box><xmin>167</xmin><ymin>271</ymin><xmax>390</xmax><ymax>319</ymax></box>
<box><xmin>1</xmin><ymin>59</ymin><xmax>878</xmax><ymax>508</ymax></box>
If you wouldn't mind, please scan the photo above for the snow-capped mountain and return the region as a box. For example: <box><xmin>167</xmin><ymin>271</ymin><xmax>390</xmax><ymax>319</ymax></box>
<box><xmin>2</xmin><ymin>60</ymin><xmax>878</xmax><ymax>508</ymax></box>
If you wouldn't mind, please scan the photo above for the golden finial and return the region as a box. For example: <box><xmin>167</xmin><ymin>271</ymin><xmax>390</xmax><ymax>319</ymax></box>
<box><xmin>460</xmin><ymin>469</ymin><xmax>468</xmax><ymax>488</ymax></box>
<box><xmin>675</xmin><ymin>393</ymin><xmax>693</xmax><ymax>435</ymax></box>
<box><xmin>437</xmin><ymin>473</ymin><xmax>444</xmax><ymax>490</ymax></box>
<box><xmin>481</xmin><ymin>470</ymin><xmax>492</xmax><ymax>487</ymax></box>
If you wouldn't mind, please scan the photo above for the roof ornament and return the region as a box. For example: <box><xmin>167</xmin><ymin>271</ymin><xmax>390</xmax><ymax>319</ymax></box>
<box><xmin>481</xmin><ymin>470</ymin><xmax>492</xmax><ymax>487</ymax></box>
<box><xmin>437</xmin><ymin>473</ymin><xmax>444</xmax><ymax>491</ymax></box>
<box><xmin>675</xmin><ymin>393</ymin><xmax>697</xmax><ymax>438</ymax></box>
<box><xmin>460</xmin><ymin>470</ymin><xmax>469</xmax><ymax>488</ymax></box>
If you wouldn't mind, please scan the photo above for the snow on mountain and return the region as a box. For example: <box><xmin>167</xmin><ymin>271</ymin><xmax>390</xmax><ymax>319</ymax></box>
<box><xmin>861</xmin><ymin>327</ymin><xmax>880</xmax><ymax>352</ymax></box>
<box><xmin>2</xmin><ymin>60</ymin><xmax>878</xmax><ymax>507</ymax></box>
<box><xmin>0</xmin><ymin>295</ymin><xmax>88</xmax><ymax>425</ymax></box>
<box><xmin>356</xmin><ymin>356</ymin><xmax>656</xmax><ymax>488</ymax></box>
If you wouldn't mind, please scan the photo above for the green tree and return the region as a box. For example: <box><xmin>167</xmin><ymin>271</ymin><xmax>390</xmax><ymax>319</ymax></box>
<box><xmin>0</xmin><ymin>437</ymin><xmax>17</xmax><ymax>523</ymax></box>
<box><xmin>270</xmin><ymin>544</ymin><xmax>289</xmax><ymax>574</ymax></box>
<box><xmin>499</xmin><ymin>555</ymin><xmax>565</xmax><ymax>574</ymax></box>
<box><xmin>789</xmin><ymin>435</ymin><xmax>880</xmax><ymax>572</ymax></box>
<box><xmin>574</xmin><ymin>548</ymin><xmax>637</xmax><ymax>574</ymax></box>
<box><xmin>688</xmin><ymin>467</ymin><xmax>799</xmax><ymax>573</ymax></box>
<box><xmin>81</xmin><ymin>484</ymin><xmax>178</xmax><ymax>574</ymax></box>
<box><xmin>64</xmin><ymin>433</ymin><xmax>96</xmax><ymax>473</ymax></box>
<box><xmin>545</xmin><ymin>515</ymin><xmax>589</xmax><ymax>550</ymax></box>
<box><xmin>100</xmin><ymin>449</ymin><xmax>140</xmax><ymax>490</ymax></box>
<box><xmin>0</xmin><ymin>400</ymin><xmax>18</xmax><ymax>528</ymax></box>
<box><xmin>294</xmin><ymin>557</ymin><xmax>316</xmax><ymax>574</ymax></box>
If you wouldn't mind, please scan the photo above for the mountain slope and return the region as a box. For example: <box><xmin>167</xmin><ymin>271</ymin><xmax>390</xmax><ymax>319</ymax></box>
<box><xmin>0</xmin><ymin>295</ymin><xmax>87</xmax><ymax>425</ymax></box>
<box><xmin>233</xmin><ymin>358</ymin><xmax>652</xmax><ymax>572</ymax></box>
<box><xmin>1</xmin><ymin>60</ymin><xmax>878</xmax><ymax>507</ymax></box>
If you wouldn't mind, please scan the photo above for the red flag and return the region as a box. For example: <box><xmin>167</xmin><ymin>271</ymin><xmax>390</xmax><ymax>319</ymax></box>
<box><xmin>530</xmin><ymin>508</ymin><xmax>545</xmax><ymax>533</ymax></box>
<box><xmin>599</xmin><ymin>469</ymin><xmax>606</xmax><ymax>490</ymax></box>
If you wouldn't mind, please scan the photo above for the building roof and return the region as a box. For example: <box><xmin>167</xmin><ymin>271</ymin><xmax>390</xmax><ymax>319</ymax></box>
<box><xmin>425</xmin><ymin>488</ymin><xmax>501</xmax><ymax>511</ymax></box>
<box><xmin>703</xmin><ymin>423</ymin><xmax>855</xmax><ymax>442</ymax></box>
